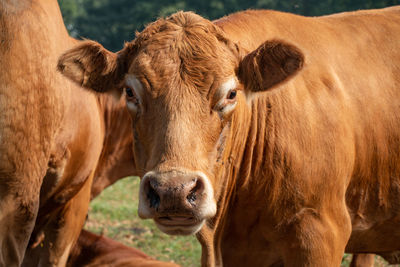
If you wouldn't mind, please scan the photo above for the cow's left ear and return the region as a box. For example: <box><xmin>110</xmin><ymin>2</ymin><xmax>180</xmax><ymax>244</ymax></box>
<box><xmin>238</xmin><ymin>40</ymin><xmax>304</xmax><ymax>92</ymax></box>
<box><xmin>57</xmin><ymin>40</ymin><xmax>126</xmax><ymax>93</ymax></box>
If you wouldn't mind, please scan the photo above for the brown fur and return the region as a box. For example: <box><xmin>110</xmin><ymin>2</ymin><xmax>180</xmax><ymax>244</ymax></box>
<box><xmin>57</xmin><ymin>41</ymin><xmax>127</xmax><ymax>93</ymax></box>
<box><xmin>350</xmin><ymin>254</ymin><xmax>375</xmax><ymax>267</ymax></box>
<box><xmin>67</xmin><ymin>229</ymin><xmax>180</xmax><ymax>267</ymax></box>
<box><xmin>238</xmin><ymin>40</ymin><xmax>304</xmax><ymax>91</ymax></box>
<box><xmin>59</xmin><ymin>6</ymin><xmax>400</xmax><ymax>267</ymax></box>
<box><xmin>0</xmin><ymin>0</ymin><xmax>136</xmax><ymax>266</ymax></box>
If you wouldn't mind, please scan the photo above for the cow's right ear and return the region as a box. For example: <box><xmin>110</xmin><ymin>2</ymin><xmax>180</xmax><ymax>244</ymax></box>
<box><xmin>238</xmin><ymin>40</ymin><xmax>304</xmax><ymax>92</ymax></box>
<box><xmin>57</xmin><ymin>41</ymin><xmax>126</xmax><ymax>93</ymax></box>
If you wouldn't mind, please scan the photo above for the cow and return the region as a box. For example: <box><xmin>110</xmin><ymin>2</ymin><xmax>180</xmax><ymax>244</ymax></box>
<box><xmin>349</xmin><ymin>254</ymin><xmax>375</xmax><ymax>267</ymax></box>
<box><xmin>67</xmin><ymin>229</ymin><xmax>180</xmax><ymax>267</ymax></box>
<box><xmin>58</xmin><ymin>6</ymin><xmax>400</xmax><ymax>267</ymax></box>
<box><xmin>0</xmin><ymin>0</ymin><xmax>136</xmax><ymax>266</ymax></box>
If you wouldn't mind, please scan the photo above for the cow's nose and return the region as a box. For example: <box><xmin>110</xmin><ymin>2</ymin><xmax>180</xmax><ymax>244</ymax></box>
<box><xmin>138</xmin><ymin>170</ymin><xmax>217</xmax><ymax>235</ymax></box>
<box><xmin>142</xmin><ymin>172</ymin><xmax>205</xmax><ymax>212</ymax></box>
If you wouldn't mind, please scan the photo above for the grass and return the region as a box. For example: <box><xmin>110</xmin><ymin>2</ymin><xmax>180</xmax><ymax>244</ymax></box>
<box><xmin>85</xmin><ymin>176</ymin><xmax>398</xmax><ymax>267</ymax></box>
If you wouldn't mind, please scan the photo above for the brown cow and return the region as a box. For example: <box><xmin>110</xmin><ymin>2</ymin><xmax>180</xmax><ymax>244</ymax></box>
<box><xmin>67</xmin><ymin>229</ymin><xmax>180</xmax><ymax>267</ymax></box>
<box><xmin>350</xmin><ymin>254</ymin><xmax>375</xmax><ymax>267</ymax></box>
<box><xmin>58</xmin><ymin>7</ymin><xmax>400</xmax><ymax>267</ymax></box>
<box><xmin>0</xmin><ymin>0</ymin><xmax>135</xmax><ymax>266</ymax></box>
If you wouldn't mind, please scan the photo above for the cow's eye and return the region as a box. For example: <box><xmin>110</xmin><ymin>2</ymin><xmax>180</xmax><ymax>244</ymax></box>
<box><xmin>125</xmin><ymin>87</ymin><xmax>135</xmax><ymax>98</ymax></box>
<box><xmin>124</xmin><ymin>86</ymin><xmax>140</xmax><ymax>112</ymax></box>
<box><xmin>227</xmin><ymin>90</ymin><xmax>237</xmax><ymax>100</ymax></box>
<box><xmin>214</xmin><ymin>89</ymin><xmax>238</xmax><ymax>117</ymax></box>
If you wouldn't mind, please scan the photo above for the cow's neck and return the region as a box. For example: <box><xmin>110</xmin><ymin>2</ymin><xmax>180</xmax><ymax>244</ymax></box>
<box><xmin>232</xmin><ymin>89</ymin><xmax>302</xmax><ymax>221</ymax></box>
<box><xmin>92</xmin><ymin>94</ymin><xmax>136</xmax><ymax>199</ymax></box>
<box><xmin>197</xmin><ymin>96</ymin><xmax>253</xmax><ymax>266</ymax></box>
<box><xmin>199</xmin><ymin>92</ymin><xmax>292</xmax><ymax>266</ymax></box>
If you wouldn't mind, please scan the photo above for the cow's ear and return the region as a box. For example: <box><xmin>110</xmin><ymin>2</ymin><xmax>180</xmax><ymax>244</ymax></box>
<box><xmin>238</xmin><ymin>40</ymin><xmax>304</xmax><ymax>92</ymax></box>
<box><xmin>57</xmin><ymin>41</ymin><xmax>125</xmax><ymax>93</ymax></box>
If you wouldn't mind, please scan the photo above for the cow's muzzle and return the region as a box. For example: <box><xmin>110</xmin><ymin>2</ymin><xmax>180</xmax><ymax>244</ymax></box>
<box><xmin>138</xmin><ymin>170</ymin><xmax>216</xmax><ymax>235</ymax></box>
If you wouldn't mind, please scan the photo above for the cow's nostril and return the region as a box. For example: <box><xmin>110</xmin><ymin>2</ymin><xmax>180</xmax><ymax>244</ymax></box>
<box><xmin>187</xmin><ymin>191</ymin><xmax>196</xmax><ymax>203</ymax></box>
<box><xmin>147</xmin><ymin>179</ymin><xmax>160</xmax><ymax>209</ymax></box>
<box><xmin>187</xmin><ymin>178</ymin><xmax>204</xmax><ymax>204</ymax></box>
<box><xmin>148</xmin><ymin>186</ymin><xmax>160</xmax><ymax>208</ymax></box>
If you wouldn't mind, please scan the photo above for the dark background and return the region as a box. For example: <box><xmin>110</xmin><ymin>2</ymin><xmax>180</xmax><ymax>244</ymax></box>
<box><xmin>59</xmin><ymin>0</ymin><xmax>399</xmax><ymax>51</ymax></box>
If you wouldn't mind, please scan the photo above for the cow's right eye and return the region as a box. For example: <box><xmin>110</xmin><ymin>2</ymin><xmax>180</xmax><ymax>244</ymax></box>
<box><xmin>126</xmin><ymin>87</ymin><xmax>135</xmax><ymax>98</ymax></box>
<box><xmin>125</xmin><ymin>87</ymin><xmax>139</xmax><ymax>105</ymax></box>
<box><xmin>124</xmin><ymin>86</ymin><xmax>140</xmax><ymax>114</ymax></box>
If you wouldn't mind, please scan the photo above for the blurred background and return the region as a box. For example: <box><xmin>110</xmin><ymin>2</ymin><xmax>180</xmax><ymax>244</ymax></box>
<box><xmin>59</xmin><ymin>0</ymin><xmax>399</xmax><ymax>51</ymax></box>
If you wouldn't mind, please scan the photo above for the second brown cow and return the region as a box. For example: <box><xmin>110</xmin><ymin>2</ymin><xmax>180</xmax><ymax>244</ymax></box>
<box><xmin>67</xmin><ymin>229</ymin><xmax>179</xmax><ymax>267</ymax></box>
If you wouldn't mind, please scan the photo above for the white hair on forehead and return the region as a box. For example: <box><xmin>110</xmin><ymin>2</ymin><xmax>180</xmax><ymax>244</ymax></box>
<box><xmin>220</xmin><ymin>77</ymin><xmax>237</xmax><ymax>95</ymax></box>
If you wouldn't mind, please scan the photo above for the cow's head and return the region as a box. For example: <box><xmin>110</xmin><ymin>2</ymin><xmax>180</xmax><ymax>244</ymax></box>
<box><xmin>58</xmin><ymin>12</ymin><xmax>304</xmax><ymax>235</ymax></box>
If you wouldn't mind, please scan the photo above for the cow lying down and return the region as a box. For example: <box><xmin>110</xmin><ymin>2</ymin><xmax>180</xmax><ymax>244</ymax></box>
<box><xmin>67</xmin><ymin>229</ymin><xmax>179</xmax><ymax>267</ymax></box>
<box><xmin>59</xmin><ymin>6</ymin><xmax>400</xmax><ymax>267</ymax></box>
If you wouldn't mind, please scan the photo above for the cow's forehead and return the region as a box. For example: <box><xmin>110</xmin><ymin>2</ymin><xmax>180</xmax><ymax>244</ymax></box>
<box><xmin>126</xmin><ymin>12</ymin><xmax>239</xmax><ymax>96</ymax></box>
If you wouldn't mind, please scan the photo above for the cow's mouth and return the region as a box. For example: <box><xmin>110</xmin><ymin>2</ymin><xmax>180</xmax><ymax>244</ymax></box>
<box><xmin>154</xmin><ymin>216</ymin><xmax>204</xmax><ymax>235</ymax></box>
<box><xmin>156</xmin><ymin>216</ymin><xmax>197</xmax><ymax>226</ymax></box>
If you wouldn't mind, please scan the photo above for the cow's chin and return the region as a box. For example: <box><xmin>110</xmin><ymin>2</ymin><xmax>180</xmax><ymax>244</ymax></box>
<box><xmin>154</xmin><ymin>217</ymin><xmax>205</xmax><ymax>235</ymax></box>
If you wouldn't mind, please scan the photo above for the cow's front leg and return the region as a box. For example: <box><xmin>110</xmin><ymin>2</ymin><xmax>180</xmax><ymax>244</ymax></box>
<box><xmin>280</xmin><ymin>207</ymin><xmax>352</xmax><ymax>267</ymax></box>
<box><xmin>22</xmin><ymin>172</ymin><xmax>93</xmax><ymax>267</ymax></box>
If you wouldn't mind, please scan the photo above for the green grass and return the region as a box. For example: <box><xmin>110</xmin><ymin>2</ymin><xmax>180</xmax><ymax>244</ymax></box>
<box><xmin>86</xmin><ymin>177</ymin><xmax>398</xmax><ymax>267</ymax></box>
<box><xmin>85</xmin><ymin>176</ymin><xmax>201</xmax><ymax>266</ymax></box>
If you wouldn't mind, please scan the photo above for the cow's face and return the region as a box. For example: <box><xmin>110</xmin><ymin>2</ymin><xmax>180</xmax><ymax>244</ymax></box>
<box><xmin>58</xmin><ymin>12</ymin><xmax>304</xmax><ymax>235</ymax></box>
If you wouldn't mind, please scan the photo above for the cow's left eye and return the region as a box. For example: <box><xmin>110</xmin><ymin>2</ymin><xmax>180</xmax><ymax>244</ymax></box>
<box><xmin>227</xmin><ymin>90</ymin><xmax>237</xmax><ymax>100</ymax></box>
<box><xmin>214</xmin><ymin>90</ymin><xmax>238</xmax><ymax>117</ymax></box>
